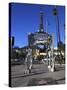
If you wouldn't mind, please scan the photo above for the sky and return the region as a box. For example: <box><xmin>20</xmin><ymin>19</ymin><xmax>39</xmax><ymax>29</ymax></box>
<box><xmin>10</xmin><ymin>3</ymin><xmax>65</xmax><ymax>48</ymax></box>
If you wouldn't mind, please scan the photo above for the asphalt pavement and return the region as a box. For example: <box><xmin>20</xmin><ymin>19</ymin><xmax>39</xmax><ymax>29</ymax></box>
<box><xmin>11</xmin><ymin>63</ymin><xmax>65</xmax><ymax>87</ymax></box>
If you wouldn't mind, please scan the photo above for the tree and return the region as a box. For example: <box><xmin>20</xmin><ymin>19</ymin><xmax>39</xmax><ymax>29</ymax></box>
<box><xmin>52</xmin><ymin>7</ymin><xmax>65</xmax><ymax>64</ymax></box>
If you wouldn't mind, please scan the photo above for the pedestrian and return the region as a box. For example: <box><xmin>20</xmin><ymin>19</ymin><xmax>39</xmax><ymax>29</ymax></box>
<box><xmin>24</xmin><ymin>47</ymin><xmax>33</xmax><ymax>74</ymax></box>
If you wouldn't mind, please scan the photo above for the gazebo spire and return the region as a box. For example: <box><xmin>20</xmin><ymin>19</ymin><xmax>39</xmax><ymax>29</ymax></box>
<box><xmin>38</xmin><ymin>10</ymin><xmax>44</xmax><ymax>32</ymax></box>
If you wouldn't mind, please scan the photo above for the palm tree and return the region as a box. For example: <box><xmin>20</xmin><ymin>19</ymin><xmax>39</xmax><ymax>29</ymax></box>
<box><xmin>52</xmin><ymin>6</ymin><xmax>64</xmax><ymax>64</ymax></box>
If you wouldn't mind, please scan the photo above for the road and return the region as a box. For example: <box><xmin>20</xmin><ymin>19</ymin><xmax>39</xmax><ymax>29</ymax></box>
<box><xmin>11</xmin><ymin>63</ymin><xmax>65</xmax><ymax>87</ymax></box>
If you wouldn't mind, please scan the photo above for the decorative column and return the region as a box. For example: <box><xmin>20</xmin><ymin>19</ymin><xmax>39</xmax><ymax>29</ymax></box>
<box><xmin>48</xmin><ymin>50</ymin><xmax>51</xmax><ymax>72</ymax></box>
<box><xmin>51</xmin><ymin>33</ymin><xmax>54</xmax><ymax>72</ymax></box>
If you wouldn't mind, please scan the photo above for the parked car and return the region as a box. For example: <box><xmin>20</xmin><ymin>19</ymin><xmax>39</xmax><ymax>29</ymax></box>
<box><xmin>11</xmin><ymin>58</ymin><xmax>25</xmax><ymax>65</ymax></box>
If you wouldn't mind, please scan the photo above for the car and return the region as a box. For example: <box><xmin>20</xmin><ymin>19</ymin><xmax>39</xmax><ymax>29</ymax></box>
<box><xmin>11</xmin><ymin>58</ymin><xmax>25</xmax><ymax>65</ymax></box>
